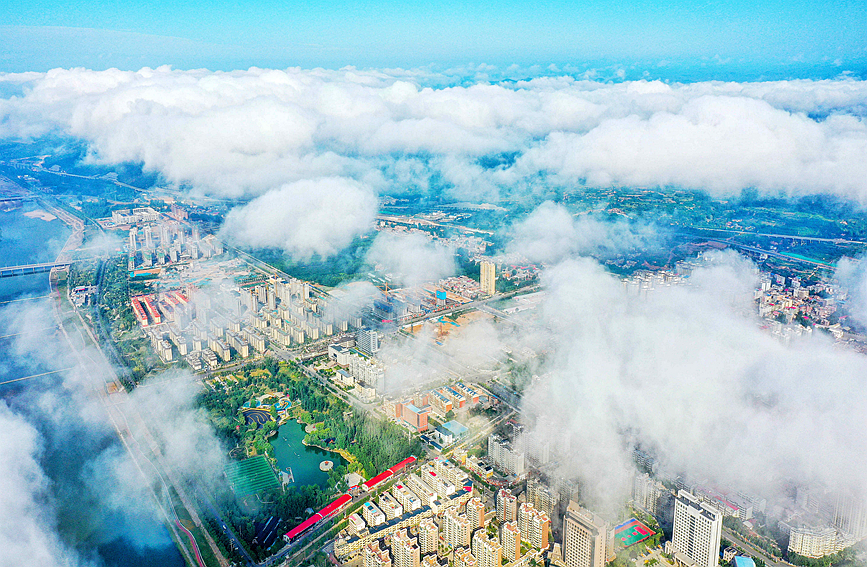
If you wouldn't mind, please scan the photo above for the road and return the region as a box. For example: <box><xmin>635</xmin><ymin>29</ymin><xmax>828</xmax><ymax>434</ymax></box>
<box><xmin>196</xmin><ymin>486</ymin><xmax>257</xmax><ymax>566</ymax></box>
<box><xmin>685</xmin><ymin>226</ymin><xmax>867</xmax><ymax>246</ymax></box>
<box><xmin>723</xmin><ymin>527</ymin><xmax>790</xmax><ymax>567</ymax></box>
<box><xmin>394</xmin><ymin>285</ymin><xmax>541</xmax><ymax>330</ymax></box>
<box><xmin>706</xmin><ymin>239</ymin><xmax>835</xmax><ymax>267</ymax></box>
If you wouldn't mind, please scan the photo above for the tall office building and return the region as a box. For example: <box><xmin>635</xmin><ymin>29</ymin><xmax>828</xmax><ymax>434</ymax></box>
<box><xmin>357</xmin><ymin>328</ymin><xmax>380</xmax><ymax>355</ymax></box>
<box><xmin>497</xmin><ymin>489</ymin><xmax>518</xmax><ymax>523</ymax></box>
<box><xmin>393</xmin><ymin>528</ymin><xmax>421</xmax><ymax>567</ymax></box>
<box><xmin>417</xmin><ymin>518</ymin><xmax>439</xmax><ymax>555</ymax></box>
<box><xmin>671</xmin><ymin>490</ymin><xmax>723</xmax><ymax>567</ymax></box>
<box><xmin>128</xmin><ymin>228</ymin><xmax>138</xmax><ymax>252</ymax></box>
<box><xmin>501</xmin><ymin>521</ymin><xmax>521</xmax><ymax>562</ymax></box>
<box><xmin>480</xmin><ymin>261</ymin><xmax>496</xmax><ymax>296</ymax></box>
<box><xmin>563</xmin><ymin>501</ymin><xmax>610</xmax><ymax>567</ymax></box>
<box><xmin>472</xmin><ymin>531</ymin><xmax>502</xmax><ymax>567</ymax></box>
<box><xmin>466</xmin><ymin>497</ymin><xmax>486</xmax><ymax>529</ymax></box>
<box><xmin>443</xmin><ymin>508</ymin><xmax>471</xmax><ymax>549</ymax></box>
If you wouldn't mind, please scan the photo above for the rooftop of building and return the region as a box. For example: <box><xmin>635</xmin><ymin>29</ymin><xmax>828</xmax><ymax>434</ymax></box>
<box><xmin>439</xmin><ymin>420</ymin><xmax>469</xmax><ymax>437</ymax></box>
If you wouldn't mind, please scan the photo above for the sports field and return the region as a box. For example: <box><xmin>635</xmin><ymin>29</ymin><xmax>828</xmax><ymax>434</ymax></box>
<box><xmin>224</xmin><ymin>456</ymin><xmax>280</xmax><ymax>497</ymax></box>
<box><xmin>614</xmin><ymin>518</ymin><xmax>655</xmax><ymax>547</ymax></box>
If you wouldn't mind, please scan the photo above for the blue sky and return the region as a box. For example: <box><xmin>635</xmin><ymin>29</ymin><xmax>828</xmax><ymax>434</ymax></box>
<box><xmin>1</xmin><ymin>0</ymin><xmax>866</xmax><ymax>76</ymax></box>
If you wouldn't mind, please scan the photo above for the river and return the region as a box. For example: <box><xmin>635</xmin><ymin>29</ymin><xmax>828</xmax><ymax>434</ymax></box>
<box><xmin>0</xmin><ymin>202</ymin><xmax>185</xmax><ymax>567</ymax></box>
<box><xmin>272</xmin><ymin>420</ymin><xmax>348</xmax><ymax>488</ymax></box>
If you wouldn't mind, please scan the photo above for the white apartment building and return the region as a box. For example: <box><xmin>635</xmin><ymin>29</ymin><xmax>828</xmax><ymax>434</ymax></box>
<box><xmin>671</xmin><ymin>490</ymin><xmax>723</xmax><ymax>567</ymax></box>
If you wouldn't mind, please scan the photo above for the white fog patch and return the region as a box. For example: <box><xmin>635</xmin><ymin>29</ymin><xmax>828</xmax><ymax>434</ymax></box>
<box><xmin>835</xmin><ymin>256</ymin><xmax>867</xmax><ymax>329</ymax></box>
<box><xmin>366</xmin><ymin>231</ymin><xmax>456</xmax><ymax>287</ymax></box>
<box><xmin>0</xmin><ymin>403</ymin><xmax>85</xmax><ymax>567</ymax></box>
<box><xmin>508</xmin><ymin>201</ymin><xmax>661</xmax><ymax>264</ymax></box>
<box><xmin>126</xmin><ymin>372</ymin><xmax>227</xmax><ymax>490</ymax></box>
<box><xmin>220</xmin><ymin>177</ymin><xmax>378</xmax><ymax>259</ymax></box>
<box><xmin>0</xmin><ymin>301</ymin><xmax>228</xmax><ymax>564</ymax></box>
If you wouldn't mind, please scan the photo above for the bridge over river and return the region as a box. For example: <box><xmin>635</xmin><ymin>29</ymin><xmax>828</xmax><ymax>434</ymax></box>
<box><xmin>0</xmin><ymin>261</ymin><xmax>73</xmax><ymax>278</ymax></box>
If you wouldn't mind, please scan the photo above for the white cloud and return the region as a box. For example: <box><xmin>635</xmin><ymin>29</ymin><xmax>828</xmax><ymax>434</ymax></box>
<box><xmin>513</xmin><ymin>94</ymin><xmax>867</xmax><ymax>197</ymax></box>
<box><xmin>521</xmin><ymin>252</ymin><xmax>867</xmax><ymax>512</ymax></box>
<box><xmin>366</xmin><ymin>231</ymin><xmax>456</xmax><ymax>287</ymax></box>
<box><xmin>0</xmin><ymin>301</ymin><xmax>227</xmax><ymax>565</ymax></box>
<box><xmin>0</xmin><ymin>403</ymin><xmax>83</xmax><ymax>567</ymax></box>
<box><xmin>508</xmin><ymin>201</ymin><xmax>660</xmax><ymax>264</ymax></box>
<box><xmin>220</xmin><ymin>177</ymin><xmax>378</xmax><ymax>258</ymax></box>
<box><xmin>1</xmin><ymin>68</ymin><xmax>866</xmax><ymax>205</ymax></box>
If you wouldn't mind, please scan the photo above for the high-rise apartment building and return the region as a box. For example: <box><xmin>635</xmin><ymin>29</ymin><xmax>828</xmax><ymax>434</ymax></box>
<box><xmin>364</xmin><ymin>541</ymin><xmax>392</xmax><ymax>567</ymax></box>
<box><xmin>671</xmin><ymin>490</ymin><xmax>723</xmax><ymax>567</ymax></box>
<box><xmin>393</xmin><ymin>528</ymin><xmax>421</xmax><ymax>567</ymax></box>
<box><xmin>443</xmin><ymin>508</ymin><xmax>471</xmax><ymax>549</ymax></box>
<box><xmin>417</xmin><ymin>518</ymin><xmax>439</xmax><ymax>555</ymax></box>
<box><xmin>563</xmin><ymin>501</ymin><xmax>609</xmax><ymax>567</ymax></box>
<box><xmin>471</xmin><ymin>531</ymin><xmax>502</xmax><ymax>567</ymax></box>
<box><xmin>466</xmin><ymin>497</ymin><xmax>486</xmax><ymax>529</ymax></box>
<box><xmin>528</xmin><ymin>478</ymin><xmax>559</xmax><ymax>519</ymax></box>
<box><xmin>144</xmin><ymin>225</ymin><xmax>154</xmax><ymax>250</ymax></box>
<box><xmin>519</xmin><ymin>502</ymin><xmax>550</xmax><ymax>550</ymax></box>
<box><xmin>488</xmin><ymin>434</ymin><xmax>525</xmax><ymax>475</ymax></box>
<box><xmin>834</xmin><ymin>494</ymin><xmax>867</xmax><ymax>539</ymax></box>
<box><xmin>480</xmin><ymin>261</ymin><xmax>496</xmax><ymax>296</ymax></box>
<box><xmin>497</xmin><ymin>489</ymin><xmax>518</xmax><ymax>523</ymax></box>
<box><xmin>501</xmin><ymin>521</ymin><xmax>521</xmax><ymax>561</ymax></box>
<box><xmin>632</xmin><ymin>473</ymin><xmax>662</xmax><ymax>515</ymax></box>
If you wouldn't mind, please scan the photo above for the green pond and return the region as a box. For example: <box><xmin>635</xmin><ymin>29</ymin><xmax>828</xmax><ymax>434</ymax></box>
<box><xmin>272</xmin><ymin>420</ymin><xmax>348</xmax><ymax>488</ymax></box>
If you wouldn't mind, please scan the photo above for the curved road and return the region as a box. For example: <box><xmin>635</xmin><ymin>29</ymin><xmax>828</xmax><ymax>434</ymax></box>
<box><xmin>176</xmin><ymin>520</ymin><xmax>206</xmax><ymax>567</ymax></box>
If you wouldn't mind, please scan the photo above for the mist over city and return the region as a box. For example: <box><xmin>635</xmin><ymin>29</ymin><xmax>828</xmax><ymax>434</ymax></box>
<box><xmin>1</xmin><ymin>3</ymin><xmax>866</xmax><ymax>567</ymax></box>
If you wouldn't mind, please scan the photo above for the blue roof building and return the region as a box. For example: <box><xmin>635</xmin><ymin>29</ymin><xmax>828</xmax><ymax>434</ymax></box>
<box><xmin>438</xmin><ymin>420</ymin><xmax>468</xmax><ymax>438</ymax></box>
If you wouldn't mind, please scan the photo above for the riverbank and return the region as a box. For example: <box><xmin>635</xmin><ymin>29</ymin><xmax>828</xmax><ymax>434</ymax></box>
<box><xmin>300</xmin><ymin>437</ymin><xmax>357</xmax><ymax>467</ymax></box>
<box><xmin>293</xmin><ymin>414</ymin><xmax>358</xmax><ymax>466</ymax></box>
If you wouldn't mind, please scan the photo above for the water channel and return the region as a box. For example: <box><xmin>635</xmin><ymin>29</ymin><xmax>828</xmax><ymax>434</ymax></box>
<box><xmin>0</xmin><ymin>203</ymin><xmax>185</xmax><ymax>567</ymax></box>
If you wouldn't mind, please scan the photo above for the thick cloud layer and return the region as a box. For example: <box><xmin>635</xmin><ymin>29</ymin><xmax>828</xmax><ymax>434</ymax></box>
<box><xmin>521</xmin><ymin>252</ymin><xmax>867</xmax><ymax>513</ymax></box>
<box><xmin>1</xmin><ymin>69</ymin><xmax>867</xmax><ymax>223</ymax></box>
<box><xmin>0</xmin><ymin>403</ymin><xmax>82</xmax><ymax>567</ymax></box>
